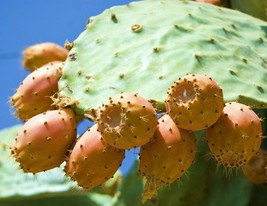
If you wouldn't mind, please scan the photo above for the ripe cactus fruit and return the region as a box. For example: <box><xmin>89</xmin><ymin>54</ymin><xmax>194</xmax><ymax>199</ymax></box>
<box><xmin>11</xmin><ymin>108</ymin><xmax>77</xmax><ymax>173</ymax></box>
<box><xmin>10</xmin><ymin>61</ymin><xmax>64</xmax><ymax>121</ymax></box>
<box><xmin>166</xmin><ymin>74</ymin><xmax>224</xmax><ymax>131</ymax></box>
<box><xmin>23</xmin><ymin>42</ymin><xmax>68</xmax><ymax>71</ymax></box>
<box><xmin>242</xmin><ymin>149</ymin><xmax>267</xmax><ymax>184</ymax></box>
<box><xmin>96</xmin><ymin>93</ymin><xmax>158</xmax><ymax>150</ymax></box>
<box><xmin>65</xmin><ymin>124</ymin><xmax>125</xmax><ymax>190</ymax></box>
<box><xmin>139</xmin><ymin>114</ymin><xmax>196</xmax><ymax>203</ymax></box>
<box><xmin>206</xmin><ymin>102</ymin><xmax>262</xmax><ymax>168</ymax></box>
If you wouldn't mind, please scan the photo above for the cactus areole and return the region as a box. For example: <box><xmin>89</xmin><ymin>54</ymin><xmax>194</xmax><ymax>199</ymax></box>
<box><xmin>58</xmin><ymin>0</ymin><xmax>267</xmax><ymax>117</ymax></box>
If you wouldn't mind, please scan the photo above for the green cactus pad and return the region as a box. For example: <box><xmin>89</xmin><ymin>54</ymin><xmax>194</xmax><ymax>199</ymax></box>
<box><xmin>59</xmin><ymin>0</ymin><xmax>267</xmax><ymax>117</ymax></box>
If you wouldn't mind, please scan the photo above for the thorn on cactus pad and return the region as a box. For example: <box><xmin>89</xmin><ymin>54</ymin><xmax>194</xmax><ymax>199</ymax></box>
<box><xmin>111</xmin><ymin>14</ymin><xmax>118</xmax><ymax>23</ymax></box>
<box><xmin>242</xmin><ymin>58</ymin><xmax>248</xmax><ymax>64</ymax></box>
<box><xmin>256</xmin><ymin>85</ymin><xmax>264</xmax><ymax>93</ymax></box>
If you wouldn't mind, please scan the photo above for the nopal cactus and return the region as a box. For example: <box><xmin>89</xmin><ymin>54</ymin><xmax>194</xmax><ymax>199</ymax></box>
<box><xmin>6</xmin><ymin>0</ymin><xmax>267</xmax><ymax>204</ymax></box>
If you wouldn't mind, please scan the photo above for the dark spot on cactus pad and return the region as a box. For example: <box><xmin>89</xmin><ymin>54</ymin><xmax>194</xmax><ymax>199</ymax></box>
<box><xmin>256</xmin><ymin>85</ymin><xmax>264</xmax><ymax>93</ymax></box>
<box><xmin>153</xmin><ymin>47</ymin><xmax>160</xmax><ymax>53</ymax></box>
<box><xmin>242</xmin><ymin>58</ymin><xmax>248</xmax><ymax>64</ymax></box>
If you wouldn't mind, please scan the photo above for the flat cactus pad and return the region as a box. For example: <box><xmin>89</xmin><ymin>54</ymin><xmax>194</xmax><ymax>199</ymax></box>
<box><xmin>58</xmin><ymin>0</ymin><xmax>267</xmax><ymax>116</ymax></box>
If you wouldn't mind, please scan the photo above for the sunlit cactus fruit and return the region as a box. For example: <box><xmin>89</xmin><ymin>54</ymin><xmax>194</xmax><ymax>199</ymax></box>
<box><xmin>23</xmin><ymin>42</ymin><xmax>68</xmax><ymax>71</ymax></box>
<box><xmin>242</xmin><ymin>149</ymin><xmax>267</xmax><ymax>185</ymax></box>
<box><xmin>65</xmin><ymin>124</ymin><xmax>125</xmax><ymax>190</ymax></box>
<box><xmin>10</xmin><ymin>61</ymin><xmax>64</xmax><ymax>121</ymax></box>
<box><xmin>139</xmin><ymin>114</ymin><xmax>196</xmax><ymax>203</ymax></box>
<box><xmin>11</xmin><ymin>108</ymin><xmax>77</xmax><ymax>173</ymax></box>
<box><xmin>206</xmin><ymin>102</ymin><xmax>262</xmax><ymax>168</ymax></box>
<box><xmin>166</xmin><ymin>74</ymin><xmax>224</xmax><ymax>131</ymax></box>
<box><xmin>96</xmin><ymin>93</ymin><xmax>158</xmax><ymax>150</ymax></box>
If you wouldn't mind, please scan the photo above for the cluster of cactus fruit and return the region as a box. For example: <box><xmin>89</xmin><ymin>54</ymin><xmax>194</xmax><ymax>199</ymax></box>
<box><xmin>7</xmin><ymin>0</ymin><xmax>267</xmax><ymax>204</ymax></box>
<box><xmin>9</xmin><ymin>42</ymin><xmax>263</xmax><ymax>202</ymax></box>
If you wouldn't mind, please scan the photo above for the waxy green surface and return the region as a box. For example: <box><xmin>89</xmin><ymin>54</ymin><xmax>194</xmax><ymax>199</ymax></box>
<box><xmin>59</xmin><ymin>0</ymin><xmax>267</xmax><ymax>116</ymax></box>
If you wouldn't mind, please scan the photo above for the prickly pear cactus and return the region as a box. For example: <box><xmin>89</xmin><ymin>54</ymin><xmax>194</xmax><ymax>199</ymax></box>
<box><xmin>58</xmin><ymin>0</ymin><xmax>267</xmax><ymax>117</ymax></box>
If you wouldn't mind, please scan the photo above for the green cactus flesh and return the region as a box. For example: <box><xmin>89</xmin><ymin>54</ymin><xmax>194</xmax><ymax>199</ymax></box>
<box><xmin>58</xmin><ymin>0</ymin><xmax>267</xmax><ymax>117</ymax></box>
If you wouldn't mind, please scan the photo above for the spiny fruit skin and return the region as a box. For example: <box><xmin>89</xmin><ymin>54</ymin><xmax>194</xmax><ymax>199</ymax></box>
<box><xmin>206</xmin><ymin>102</ymin><xmax>262</xmax><ymax>168</ymax></box>
<box><xmin>139</xmin><ymin>114</ymin><xmax>196</xmax><ymax>203</ymax></box>
<box><xmin>11</xmin><ymin>109</ymin><xmax>77</xmax><ymax>174</ymax></box>
<box><xmin>166</xmin><ymin>74</ymin><xmax>224</xmax><ymax>131</ymax></box>
<box><xmin>10</xmin><ymin>61</ymin><xmax>64</xmax><ymax>121</ymax></box>
<box><xmin>23</xmin><ymin>42</ymin><xmax>68</xmax><ymax>71</ymax></box>
<box><xmin>96</xmin><ymin>93</ymin><xmax>158</xmax><ymax>150</ymax></box>
<box><xmin>242</xmin><ymin>149</ymin><xmax>267</xmax><ymax>184</ymax></box>
<box><xmin>65</xmin><ymin>124</ymin><xmax>125</xmax><ymax>190</ymax></box>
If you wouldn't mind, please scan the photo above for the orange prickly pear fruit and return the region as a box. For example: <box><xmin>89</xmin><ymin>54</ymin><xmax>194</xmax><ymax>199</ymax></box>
<box><xmin>165</xmin><ymin>74</ymin><xmax>224</xmax><ymax>131</ymax></box>
<box><xmin>206</xmin><ymin>102</ymin><xmax>262</xmax><ymax>168</ymax></box>
<box><xmin>65</xmin><ymin>124</ymin><xmax>125</xmax><ymax>189</ymax></box>
<box><xmin>139</xmin><ymin>114</ymin><xmax>196</xmax><ymax>203</ymax></box>
<box><xmin>96</xmin><ymin>93</ymin><xmax>158</xmax><ymax>150</ymax></box>
<box><xmin>10</xmin><ymin>61</ymin><xmax>64</xmax><ymax>121</ymax></box>
<box><xmin>11</xmin><ymin>108</ymin><xmax>77</xmax><ymax>173</ymax></box>
<box><xmin>242</xmin><ymin>149</ymin><xmax>267</xmax><ymax>184</ymax></box>
<box><xmin>23</xmin><ymin>42</ymin><xmax>68</xmax><ymax>71</ymax></box>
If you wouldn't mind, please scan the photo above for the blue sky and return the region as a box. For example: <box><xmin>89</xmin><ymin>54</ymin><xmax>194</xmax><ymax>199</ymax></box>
<box><xmin>0</xmin><ymin>0</ymin><xmax>138</xmax><ymax>174</ymax></box>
